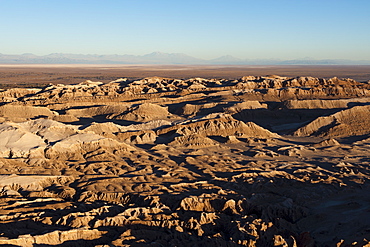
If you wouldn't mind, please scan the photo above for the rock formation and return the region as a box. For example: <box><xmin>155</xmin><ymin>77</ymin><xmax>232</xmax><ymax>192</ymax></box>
<box><xmin>0</xmin><ymin>75</ymin><xmax>370</xmax><ymax>246</ymax></box>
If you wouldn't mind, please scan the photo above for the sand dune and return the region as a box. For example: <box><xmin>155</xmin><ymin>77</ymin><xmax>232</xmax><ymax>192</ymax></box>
<box><xmin>0</xmin><ymin>74</ymin><xmax>370</xmax><ymax>246</ymax></box>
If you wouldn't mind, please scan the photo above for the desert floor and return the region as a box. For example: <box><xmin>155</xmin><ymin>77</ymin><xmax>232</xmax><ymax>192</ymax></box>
<box><xmin>0</xmin><ymin>64</ymin><xmax>370</xmax><ymax>85</ymax></box>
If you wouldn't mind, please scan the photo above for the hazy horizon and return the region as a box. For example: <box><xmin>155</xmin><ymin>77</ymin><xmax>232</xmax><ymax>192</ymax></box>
<box><xmin>1</xmin><ymin>0</ymin><xmax>370</xmax><ymax>61</ymax></box>
<box><xmin>2</xmin><ymin>51</ymin><xmax>370</xmax><ymax>62</ymax></box>
<box><xmin>1</xmin><ymin>51</ymin><xmax>370</xmax><ymax>65</ymax></box>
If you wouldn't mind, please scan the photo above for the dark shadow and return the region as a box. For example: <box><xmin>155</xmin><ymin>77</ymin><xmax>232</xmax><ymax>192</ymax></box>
<box><xmin>347</xmin><ymin>102</ymin><xmax>370</xmax><ymax>107</ymax></box>
<box><xmin>339</xmin><ymin>134</ymin><xmax>370</xmax><ymax>144</ymax></box>
<box><xmin>232</xmin><ymin>108</ymin><xmax>343</xmax><ymax>133</ymax></box>
<box><xmin>0</xmin><ymin>218</ymin><xmax>72</xmax><ymax>239</ymax></box>
<box><xmin>208</xmin><ymin>135</ymin><xmax>228</xmax><ymax>143</ymax></box>
<box><xmin>134</xmin><ymin>143</ymin><xmax>156</xmax><ymax>150</ymax></box>
<box><xmin>155</xmin><ymin>130</ymin><xmax>180</xmax><ymax>144</ymax></box>
<box><xmin>60</xmin><ymin>104</ymin><xmax>105</xmax><ymax>111</ymax></box>
<box><xmin>67</xmin><ymin>116</ymin><xmax>137</xmax><ymax>127</ymax></box>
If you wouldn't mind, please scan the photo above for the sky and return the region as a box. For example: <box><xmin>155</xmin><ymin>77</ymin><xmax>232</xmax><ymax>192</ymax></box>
<box><xmin>1</xmin><ymin>0</ymin><xmax>370</xmax><ymax>60</ymax></box>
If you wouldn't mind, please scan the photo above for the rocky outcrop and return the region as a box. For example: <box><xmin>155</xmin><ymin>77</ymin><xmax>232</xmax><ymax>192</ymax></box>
<box><xmin>114</xmin><ymin>103</ymin><xmax>172</xmax><ymax>121</ymax></box>
<box><xmin>45</xmin><ymin>133</ymin><xmax>134</xmax><ymax>160</ymax></box>
<box><xmin>0</xmin><ymin>122</ymin><xmax>46</xmax><ymax>158</ymax></box>
<box><xmin>284</xmin><ymin>98</ymin><xmax>370</xmax><ymax>109</ymax></box>
<box><xmin>169</xmin><ymin>134</ymin><xmax>218</xmax><ymax>148</ymax></box>
<box><xmin>0</xmin><ymin>105</ymin><xmax>57</xmax><ymax>121</ymax></box>
<box><xmin>294</xmin><ymin>105</ymin><xmax>370</xmax><ymax>137</ymax></box>
<box><xmin>157</xmin><ymin>114</ymin><xmax>279</xmax><ymax>138</ymax></box>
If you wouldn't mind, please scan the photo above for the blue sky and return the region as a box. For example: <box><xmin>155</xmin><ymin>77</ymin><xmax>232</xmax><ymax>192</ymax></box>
<box><xmin>1</xmin><ymin>0</ymin><xmax>369</xmax><ymax>60</ymax></box>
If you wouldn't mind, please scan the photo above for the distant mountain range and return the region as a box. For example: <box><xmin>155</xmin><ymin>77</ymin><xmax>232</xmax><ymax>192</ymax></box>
<box><xmin>0</xmin><ymin>52</ymin><xmax>369</xmax><ymax>65</ymax></box>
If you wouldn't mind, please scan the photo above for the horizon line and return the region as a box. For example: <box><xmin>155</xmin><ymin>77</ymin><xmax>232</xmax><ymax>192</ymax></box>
<box><xmin>1</xmin><ymin>52</ymin><xmax>370</xmax><ymax>62</ymax></box>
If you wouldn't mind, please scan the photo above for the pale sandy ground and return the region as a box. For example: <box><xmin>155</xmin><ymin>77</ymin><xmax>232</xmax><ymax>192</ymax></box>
<box><xmin>0</xmin><ymin>72</ymin><xmax>370</xmax><ymax>246</ymax></box>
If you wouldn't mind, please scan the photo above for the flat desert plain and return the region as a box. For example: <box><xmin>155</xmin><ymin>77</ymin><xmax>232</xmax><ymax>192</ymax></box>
<box><xmin>0</xmin><ymin>65</ymin><xmax>370</xmax><ymax>246</ymax></box>
<box><xmin>1</xmin><ymin>64</ymin><xmax>370</xmax><ymax>85</ymax></box>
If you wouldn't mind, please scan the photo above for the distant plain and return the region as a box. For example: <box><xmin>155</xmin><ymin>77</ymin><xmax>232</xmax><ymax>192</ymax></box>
<box><xmin>0</xmin><ymin>64</ymin><xmax>370</xmax><ymax>86</ymax></box>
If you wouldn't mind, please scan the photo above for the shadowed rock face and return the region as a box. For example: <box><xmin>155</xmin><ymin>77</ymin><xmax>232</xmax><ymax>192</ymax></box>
<box><xmin>0</xmin><ymin>75</ymin><xmax>370</xmax><ymax>246</ymax></box>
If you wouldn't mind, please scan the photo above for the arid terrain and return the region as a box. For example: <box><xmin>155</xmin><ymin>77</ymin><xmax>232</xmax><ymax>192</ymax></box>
<box><xmin>1</xmin><ymin>65</ymin><xmax>370</xmax><ymax>246</ymax></box>
<box><xmin>1</xmin><ymin>64</ymin><xmax>370</xmax><ymax>86</ymax></box>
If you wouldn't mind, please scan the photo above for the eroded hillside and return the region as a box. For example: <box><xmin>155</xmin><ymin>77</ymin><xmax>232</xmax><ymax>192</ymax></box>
<box><xmin>1</xmin><ymin>75</ymin><xmax>370</xmax><ymax>246</ymax></box>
